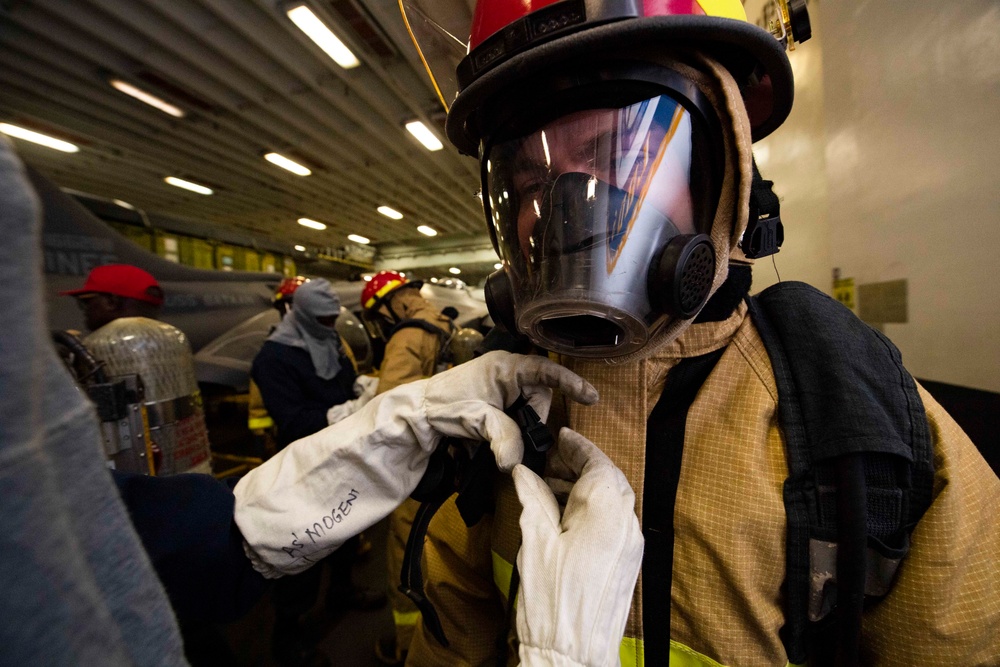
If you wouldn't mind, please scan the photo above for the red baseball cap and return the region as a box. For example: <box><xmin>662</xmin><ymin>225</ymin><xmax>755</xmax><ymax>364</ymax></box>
<box><xmin>61</xmin><ymin>264</ymin><xmax>164</xmax><ymax>306</ymax></box>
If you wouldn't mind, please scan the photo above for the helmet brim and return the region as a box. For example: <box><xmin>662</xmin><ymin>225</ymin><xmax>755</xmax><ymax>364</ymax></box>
<box><xmin>447</xmin><ymin>15</ymin><xmax>793</xmax><ymax>155</ymax></box>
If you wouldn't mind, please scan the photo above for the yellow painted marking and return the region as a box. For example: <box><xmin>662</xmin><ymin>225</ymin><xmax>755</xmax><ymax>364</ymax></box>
<box><xmin>696</xmin><ymin>0</ymin><xmax>747</xmax><ymax>21</ymax></box>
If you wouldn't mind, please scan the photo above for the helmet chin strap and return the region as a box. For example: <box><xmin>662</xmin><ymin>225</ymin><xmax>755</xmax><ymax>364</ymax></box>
<box><xmin>385</xmin><ymin>299</ymin><xmax>403</xmax><ymax>325</ymax></box>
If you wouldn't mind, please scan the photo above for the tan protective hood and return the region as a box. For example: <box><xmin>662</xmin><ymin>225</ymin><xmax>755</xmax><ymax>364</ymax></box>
<box><xmin>614</xmin><ymin>52</ymin><xmax>754</xmax><ymax>364</ymax></box>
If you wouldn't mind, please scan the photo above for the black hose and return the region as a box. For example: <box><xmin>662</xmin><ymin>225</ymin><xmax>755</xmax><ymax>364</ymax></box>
<box><xmin>51</xmin><ymin>329</ymin><xmax>108</xmax><ymax>384</ymax></box>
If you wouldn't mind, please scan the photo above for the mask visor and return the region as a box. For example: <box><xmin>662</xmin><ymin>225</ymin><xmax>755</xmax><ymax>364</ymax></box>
<box><xmin>486</xmin><ymin>94</ymin><xmax>711</xmax><ymax>356</ymax></box>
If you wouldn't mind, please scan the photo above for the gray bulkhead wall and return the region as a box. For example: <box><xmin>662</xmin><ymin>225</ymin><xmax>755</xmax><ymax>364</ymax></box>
<box><xmin>743</xmin><ymin>0</ymin><xmax>1000</xmax><ymax>393</ymax></box>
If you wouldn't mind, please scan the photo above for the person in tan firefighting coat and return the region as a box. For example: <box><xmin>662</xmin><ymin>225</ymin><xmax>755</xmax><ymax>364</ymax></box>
<box><xmin>361</xmin><ymin>270</ymin><xmax>473</xmax><ymax>665</ymax></box>
<box><xmin>398</xmin><ymin>0</ymin><xmax>1000</xmax><ymax>665</ymax></box>
<box><xmin>362</xmin><ymin>271</ymin><xmax>454</xmax><ymax>393</ymax></box>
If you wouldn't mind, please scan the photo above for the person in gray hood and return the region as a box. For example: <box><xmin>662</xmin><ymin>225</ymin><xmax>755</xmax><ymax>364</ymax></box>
<box><xmin>251</xmin><ymin>277</ymin><xmax>386</xmax><ymax>666</ymax></box>
<box><xmin>252</xmin><ymin>278</ymin><xmax>357</xmax><ymax>448</ymax></box>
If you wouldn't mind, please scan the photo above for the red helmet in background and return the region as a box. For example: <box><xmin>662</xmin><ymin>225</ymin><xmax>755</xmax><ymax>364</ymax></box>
<box><xmin>273</xmin><ymin>276</ymin><xmax>308</xmax><ymax>307</ymax></box>
<box><xmin>361</xmin><ymin>271</ymin><xmax>423</xmax><ymax>311</ymax></box>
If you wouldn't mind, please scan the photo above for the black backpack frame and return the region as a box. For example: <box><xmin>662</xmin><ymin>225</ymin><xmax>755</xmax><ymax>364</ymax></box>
<box><xmin>748</xmin><ymin>282</ymin><xmax>935</xmax><ymax>665</ymax></box>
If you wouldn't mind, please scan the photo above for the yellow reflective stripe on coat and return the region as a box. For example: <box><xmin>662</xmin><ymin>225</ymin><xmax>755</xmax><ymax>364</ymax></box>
<box><xmin>624</xmin><ymin>639</ymin><xmax>805</xmax><ymax>667</ymax></box>
<box><xmin>493</xmin><ymin>551</ymin><xmax>804</xmax><ymax>667</ymax></box>
<box><xmin>248</xmin><ymin>416</ymin><xmax>274</xmax><ymax>430</ymax></box>
<box><xmin>492</xmin><ymin>550</ymin><xmax>514</xmax><ymax>601</ymax></box>
<box><xmin>392</xmin><ymin>609</ymin><xmax>421</xmax><ymax>627</ymax></box>
<box><xmin>695</xmin><ymin>0</ymin><xmax>747</xmax><ymax>21</ymax></box>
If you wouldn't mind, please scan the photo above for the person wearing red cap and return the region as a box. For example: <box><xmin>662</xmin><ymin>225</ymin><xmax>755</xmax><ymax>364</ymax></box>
<box><xmin>61</xmin><ymin>263</ymin><xmax>164</xmax><ymax>332</ymax></box>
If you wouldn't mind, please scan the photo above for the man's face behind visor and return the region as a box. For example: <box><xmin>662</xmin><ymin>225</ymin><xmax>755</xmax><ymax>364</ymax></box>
<box><xmin>484</xmin><ymin>93</ymin><xmax>717</xmax><ymax>357</ymax></box>
<box><xmin>502</xmin><ymin>102</ymin><xmax>696</xmax><ymax>258</ymax></box>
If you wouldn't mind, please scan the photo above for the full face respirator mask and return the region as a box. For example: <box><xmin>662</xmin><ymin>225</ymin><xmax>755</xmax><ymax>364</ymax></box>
<box><xmin>481</xmin><ymin>63</ymin><xmax>724</xmax><ymax>358</ymax></box>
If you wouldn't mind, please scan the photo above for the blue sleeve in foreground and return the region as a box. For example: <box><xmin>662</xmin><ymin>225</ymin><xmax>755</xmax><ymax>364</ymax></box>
<box><xmin>113</xmin><ymin>470</ymin><xmax>270</xmax><ymax>622</ymax></box>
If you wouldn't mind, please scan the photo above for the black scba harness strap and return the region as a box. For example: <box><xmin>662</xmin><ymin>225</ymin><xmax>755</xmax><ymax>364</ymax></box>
<box><xmin>642</xmin><ymin>348</ymin><xmax>726</xmax><ymax>663</ymax></box>
<box><xmin>389</xmin><ymin>318</ymin><xmax>452</xmax><ymax>338</ymax></box>
<box><xmin>398</xmin><ymin>395</ymin><xmax>552</xmax><ymax>648</ymax></box>
<box><xmin>747</xmin><ymin>282</ymin><xmax>935</xmax><ymax>666</ymax></box>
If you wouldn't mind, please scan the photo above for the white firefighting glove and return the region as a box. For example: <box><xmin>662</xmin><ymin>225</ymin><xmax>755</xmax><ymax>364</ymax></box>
<box><xmin>514</xmin><ymin>428</ymin><xmax>643</xmax><ymax>667</ymax></box>
<box><xmin>234</xmin><ymin>351</ymin><xmax>598</xmax><ymax>578</ymax></box>
<box><xmin>326</xmin><ymin>375</ymin><xmax>379</xmax><ymax>425</ymax></box>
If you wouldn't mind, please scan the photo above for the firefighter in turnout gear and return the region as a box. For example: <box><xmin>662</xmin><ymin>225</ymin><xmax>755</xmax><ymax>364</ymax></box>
<box><xmin>362</xmin><ymin>271</ymin><xmax>455</xmax><ymax>392</ymax></box>
<box><xmin>361</xmin><ymin>270</ymin><xmax>493</xmax><ymax>665</ymax></box>
<box><xmin>362</xmin><ymin>270</ymin><xmax>461</xmax><ymax>665</ymax></box>
<box><xmin>398</xmin><ymin>0</ymin><xmax>1000</xmax><ymax>665</ymax></box>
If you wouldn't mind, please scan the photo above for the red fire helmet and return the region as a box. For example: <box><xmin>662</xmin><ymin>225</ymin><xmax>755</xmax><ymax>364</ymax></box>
<box><xmin>272</xmin><ymin>276</ymin><xmax>308</xmax><ymax>305</ymax></box>
<box><xmin>446</xmin><ymin>0</ymin><xmax>803</xmax><ymax>155</ymax></box>
<box><xmin>361</xmin><ymin>271</ymin><xmax>422</xmax><ymax>310</ymax></box>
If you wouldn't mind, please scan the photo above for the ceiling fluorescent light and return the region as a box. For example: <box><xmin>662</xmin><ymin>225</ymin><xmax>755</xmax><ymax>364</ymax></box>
<box><xmin>494</xmin><ymin>262</ymin><xmax>502</xmax><ymax>270</ymax></box>
<box><xmin>0</xmin><ymin>123</ymin><xmax>79</xmax><ymax>153</ymax></box>
<box><xmin>377</xmin><ymin>205</ymin><xmax>403</xmax><ymax>220</ymax></box>
<box><xmin>164</xmin><ymin>176</ymin><xmax>213</xmax><ymax>195</ymax></box>
<box><xmin>347</xmin><ymin>234</ymin><xmax>370</xmax><ymax>244</ymax></box>
<box><xmin>448</xmin><ymin>267</ymin><xmax>461</xmax><ymax>275</ymax></box>
<box><xmin>110</xmin><ymin>79</ymin><xmax>185</xmax><ymax>118</ymax></box>
<box><xmin>286</xmin><ymin>5</ymin><xmax>360</xmax><ymax>69</ymax></box>
<box><xmin>297</xmin><ymin>217</ymin><xmax>327</xmax><ymax>230</ymax></box>
<box><xmin>405</xmin><ymin>121</ymin><xmax>443</xmax><ymax>151</ymax></box>
<box><xmin>294</xmin><ymin>244</ymin><xmax>306</xmax><ymax>251</ymax></box>
<box><xmin>416</xmin><ymin>225</ymin><xmax>437</xmax><ymax>236</ymax></box>
<box><xmin>265</xmin><ymin>152</ymin><xmax>312</xmax><ymax>176</ymax></box>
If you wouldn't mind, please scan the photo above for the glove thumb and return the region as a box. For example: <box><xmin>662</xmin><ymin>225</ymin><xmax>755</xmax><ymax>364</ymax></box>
<box><xmin>512</xmin><ymin>464</ymin><xmax>561</xmax><ymax>535</ymax></box>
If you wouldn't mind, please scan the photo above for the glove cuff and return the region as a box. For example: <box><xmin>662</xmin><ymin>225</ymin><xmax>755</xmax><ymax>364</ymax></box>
<box><xmin>241</xmin><ymin>540</ymin><xmax>284</xmax><ymax>580</ymax></box>
<box><xmin>518</xmin><ymin>645</ymin><xmax>593</xmax><ymax>667</ymax></box>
